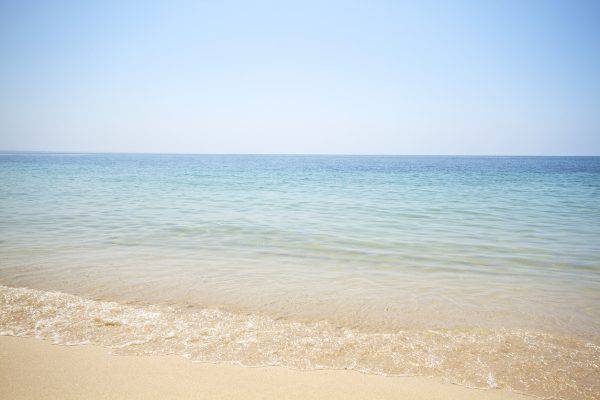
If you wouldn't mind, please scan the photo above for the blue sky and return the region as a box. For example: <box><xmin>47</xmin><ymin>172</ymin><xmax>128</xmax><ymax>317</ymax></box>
<box><xmin>1</xmin><ymin>1</ymin><xmax>599</xmax><ymax>155</ymax></box>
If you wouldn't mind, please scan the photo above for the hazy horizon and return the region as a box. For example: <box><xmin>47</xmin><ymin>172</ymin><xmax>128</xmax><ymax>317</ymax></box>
<box><xmin>1</xmin><ymin>150</ymin><xmax>600</xmax><ymax>157</ymax></box>
<box><xmin>1</xmin><ymin>1</ymin><xmax>599</xmax><ymax>155</ymax></box>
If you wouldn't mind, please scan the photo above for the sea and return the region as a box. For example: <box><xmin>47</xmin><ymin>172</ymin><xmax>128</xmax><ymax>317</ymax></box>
<box><xmin>1</xmin><ymin>153</ymin><xmax>599</xmax><ymax>399</ymax></box>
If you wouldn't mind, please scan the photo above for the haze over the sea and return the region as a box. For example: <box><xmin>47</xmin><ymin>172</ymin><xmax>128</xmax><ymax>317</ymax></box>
<box><xmin>0</xmin><ymin>0</ymin><xmax>599</xmax><ymax>155</ymax></box>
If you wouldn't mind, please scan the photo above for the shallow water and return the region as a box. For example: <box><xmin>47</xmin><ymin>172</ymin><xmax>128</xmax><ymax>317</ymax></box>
<box><xmin>1</xmin><ymin>153</ymin><xmax>599</xmax><ymax>398</ymax></box>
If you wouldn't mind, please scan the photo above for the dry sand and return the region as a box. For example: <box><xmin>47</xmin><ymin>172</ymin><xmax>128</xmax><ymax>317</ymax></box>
<box><xmin>0</xmin><ymin>336</ymin><xmax>531</xmax><ymax>400</ymax></box>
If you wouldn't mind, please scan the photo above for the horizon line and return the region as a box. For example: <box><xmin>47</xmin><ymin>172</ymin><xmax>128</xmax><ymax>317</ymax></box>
<box><xmin>0</xmin><ymin>149</ymin><xmax>599</xmax><ymax>157</ymax></box>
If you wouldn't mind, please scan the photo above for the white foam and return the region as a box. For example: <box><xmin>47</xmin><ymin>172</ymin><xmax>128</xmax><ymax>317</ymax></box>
<box><xmin>1</xmin><ymin>285</ymin><xmax>598</xmax><ymax>399</ymax></box>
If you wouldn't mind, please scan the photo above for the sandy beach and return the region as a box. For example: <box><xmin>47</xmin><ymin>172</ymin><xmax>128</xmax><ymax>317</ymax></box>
<box><xmin>0</xmin><ymin>336</ymin><xmax>532</xmax><ymax>400</ymax></box>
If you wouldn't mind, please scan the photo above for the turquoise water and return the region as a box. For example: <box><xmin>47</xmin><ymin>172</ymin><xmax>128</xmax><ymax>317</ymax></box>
<box><xmin>1</xmin><ymin>153</ymin><xmax>599</xmax><ymax>398</ymax></box>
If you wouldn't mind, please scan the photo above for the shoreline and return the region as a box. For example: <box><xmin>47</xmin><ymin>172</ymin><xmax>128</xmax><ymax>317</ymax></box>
<box><xmin>0</xmin><ymin>336</ymin><xmax>532</xmax><ymax>400</ymax></box>
<box><xmin>1</xmin><ymin>284</ymin><xmax>597</xmax><ymax>399</ymax></box>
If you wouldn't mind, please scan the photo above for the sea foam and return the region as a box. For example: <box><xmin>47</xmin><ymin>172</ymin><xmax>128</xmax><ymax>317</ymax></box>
<box><xmin>1</xmin><ymin>285</ymin><xmax>598</xmax><ymax>400</ymax></box>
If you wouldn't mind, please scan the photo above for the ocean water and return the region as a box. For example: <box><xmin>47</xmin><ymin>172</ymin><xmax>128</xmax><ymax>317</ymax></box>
<box><xmin>0</xmin><ymin>153</ymin><xmax>599</xmax><ymax>399</ymax></box>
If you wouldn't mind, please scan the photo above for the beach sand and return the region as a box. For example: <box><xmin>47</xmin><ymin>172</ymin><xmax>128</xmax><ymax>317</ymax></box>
<box><xmin>0</xmin><ymin>336</ymin><xmax>531</xmax><ymax>400</ymax></box>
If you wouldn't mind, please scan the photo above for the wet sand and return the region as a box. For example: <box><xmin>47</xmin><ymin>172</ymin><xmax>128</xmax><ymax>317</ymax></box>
<box><xmin>0</xmin><ymin>336</ymin><xmax>531</xmax><ymax>400</ymax></box>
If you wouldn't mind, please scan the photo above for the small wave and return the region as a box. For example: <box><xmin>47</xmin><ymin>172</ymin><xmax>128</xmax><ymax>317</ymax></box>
<box><xmin>0</xmin><ymin>285</ymin><xmax>598</xmax><ymax>399</ymax></box>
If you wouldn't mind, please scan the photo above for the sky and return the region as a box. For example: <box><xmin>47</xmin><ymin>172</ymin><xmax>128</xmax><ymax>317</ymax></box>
<box><xmin>0</xmin><ymin>1</ymin><xmax>599</xmax><ymax>155</ymax></box>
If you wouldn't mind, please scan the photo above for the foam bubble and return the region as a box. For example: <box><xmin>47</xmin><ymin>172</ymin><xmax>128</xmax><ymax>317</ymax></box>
<box><xmin>1</xmin><ymin>285</ymin><xmax>598</xmax><ymax>399</ymax></box>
